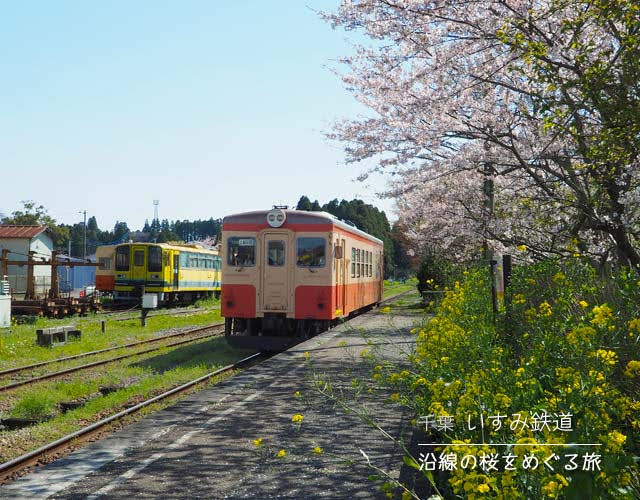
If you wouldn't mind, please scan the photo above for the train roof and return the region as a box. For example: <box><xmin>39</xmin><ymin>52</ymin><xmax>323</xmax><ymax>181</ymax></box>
<box><xmin>111</xmin><ymin>242</ymin><xmax>219</xmax><ymax>254</ymax></box>
<box><xmin>222</xmin><ymin>209</ymin><xmax>383</xmax><ymax>245</ymax></box>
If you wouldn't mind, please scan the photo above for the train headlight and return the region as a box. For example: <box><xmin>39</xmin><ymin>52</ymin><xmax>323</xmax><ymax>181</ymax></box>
<box><xmin>267</xmin><ymin>208</ymin><xmax>286</xmax><ymax>228</ymax></box>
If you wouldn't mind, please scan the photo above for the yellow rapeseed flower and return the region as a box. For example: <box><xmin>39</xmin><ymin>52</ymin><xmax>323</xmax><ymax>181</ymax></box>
<box><xmin>539</xmin><ymin>301</ymin><xmax>553</xmax><ymax>317</ymax></box>
<box><xmin>292</xmin><ymin>414</ymin><xmax>304</xmax><ymax>423</ymax></box>
<box><xmin>603</xmin><ymin>430</ymin><xmax>626</xmax><ymax>453</ymax></box>
<box><xmin>566</xmin><ymin>325</ymin><xmax>596</xmax><ymax>345</ymax></box>
<box><xmin>477</xmin><ymin>483</ymin><xmax>490</xmax><ymax>493</ymax></box>
<box><xmin>277</xmin><ymin>449</ymin><xmax>286</xmax><ymax>458</ymax></box>
<box><xmin>313</xmin><ymin>446</ymin><xmax>323</xmax><ymax>454</ymax></box>
<box><xmin>294</xmin><ymin>391</ymin><xmax>301</xmax><ymax>397</ymax></box>
<box><xmin>493</xmin><ymin>393</ymin><xmax>512</xmax><ymax>409</ymax></box>
<box><xmin>624</xmin><ymin>360</ymin><xmax>640</xmax><ymax>377</ymax></box>
<box><xmin>579</xmin><ymin>300</ymin><xmax>588</xmax><ymax>308</ymax></box>
<box><xmin>591</xmin><ymin>304</ymin><xmax>614</xmax><ymax>327</ymax></box>
<box><xmin>517</xmin><ymin>244</ymin><xmax>527</xmax><ymax>252</ymax></box>
<box><xmin>253</xmin><ymin>438</ymin><xmax>263</xmax><ymax>446</ymax></box>
<box><xmin>591</xmin><ymin>349</ymin><xmax>618</xmax><ymax>366</ymax></box>
<box><xmin>542</xmin><ymin>480</ymin><xmax>559</xmax><ymax>496</ymax></box>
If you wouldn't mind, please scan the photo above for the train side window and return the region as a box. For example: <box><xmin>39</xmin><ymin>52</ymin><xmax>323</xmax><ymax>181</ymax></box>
<box><xmin>98</xmin><ymin>257</ymin><xmax>111</xmax><ymax>270</ymax></box>
<box><xmin>351</xmin><ymin>248</ymin><xmax>356</xmax><ymax>277</ymax></box>
<box><xmin>356</xmin><ymin>249</ymin><xmax>360</xmax><ymax>277</ymax></box>
<box><xmin>365</xmin><ymin>251</ymin><xmax>368</xmax><ymax>277</ymax></box>
<box><xmin>297</xmin><ymin>237</ymin><xmax>325</xmax><ymax>267</ymax></box>
<box><xmin>368</xmin><ymin>251</ymin><xmax>372</xmax><ymax>277</ymax></box>
<box><xmin>148</xmin><ymin>246</ymin><xmax>162</xmax><ymax>272</ymax></box>
<box><xmin>180</xmin><ymin>252</ymin><xmax>188</xmax><ymax>268</ymax></box>
<box><xmin>268</xmin><ymin>240</ymin><xmax>285</xmax><ymax>266</ymax></box>
<box><xmin>364</xmin><ymin>250</ymin><xmax>368</xmax><ymax>277</ymax></box>
<box><xmin>228</xmin><ymin>237</ymin><xmax>256</xmax><ymax>266</ymax></box>
<box><xmin>115</xmin><ymin>246</ymin><xmax>130</xmax><ymax>271</ymax></box>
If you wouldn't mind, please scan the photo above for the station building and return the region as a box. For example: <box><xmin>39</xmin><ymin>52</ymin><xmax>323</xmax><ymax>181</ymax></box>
<box><xmin>0</xmin><ymin>225</ymin><xmax>53</xmax><ymax>298</ymax></box>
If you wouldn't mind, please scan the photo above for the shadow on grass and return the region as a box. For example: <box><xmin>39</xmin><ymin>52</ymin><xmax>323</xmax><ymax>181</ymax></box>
<box><xmin>132</xmin><ymin>337</ymin><xmax>256</xmax><ymax>374</ymax></box>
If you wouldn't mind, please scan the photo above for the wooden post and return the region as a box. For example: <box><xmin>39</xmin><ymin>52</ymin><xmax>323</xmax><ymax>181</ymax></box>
<box><xmin>503</xmin><ymin>254</ymin><xmax>512</xmax><ymax>335</ymax></box>
<box><xmin>50</xmin><ymin>251</ymin><xmax>59</xmax><ymax>300</ymax></box>
<box><xmin>25</xmin><ymin>251</ymin><xmax>35</xmax><ymax>300</ymax></box>
<box><xmin>1</xmin><ymin>249</ymin><xmax>8</xmax><ymax>278</ymax></box>
<box><xmin>489</xmin><ymin>259</ymin><xmax>498</xmax><ymax>319</ymax></box>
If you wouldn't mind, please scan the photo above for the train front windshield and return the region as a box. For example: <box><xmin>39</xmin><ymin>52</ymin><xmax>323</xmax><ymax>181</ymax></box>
<box><xmin>228</xmin><ymin>237</ymin><xmax>256</xmax><ymax>266</ymax></box>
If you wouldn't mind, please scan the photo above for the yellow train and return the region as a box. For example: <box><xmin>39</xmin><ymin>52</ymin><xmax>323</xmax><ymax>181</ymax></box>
<box><xmin>97</xmin><ymin>242</ymin><xmax>221</xmax><ymax>304</ymax></box>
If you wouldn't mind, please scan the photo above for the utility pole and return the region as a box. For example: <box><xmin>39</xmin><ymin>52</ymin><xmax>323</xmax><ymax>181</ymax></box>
<box><xmin>79</xmin><ymin>210</ymin><xmax>87</xmax><ymax>260</ymax></box>
<box><xmin>67</xmin><ymin>239</ymin><xmax>71</xmax><ymax>289</ymax></box>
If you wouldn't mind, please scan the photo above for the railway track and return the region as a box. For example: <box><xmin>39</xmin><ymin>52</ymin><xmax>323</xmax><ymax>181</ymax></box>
<box><xmin>0</xmin><ymin>289</ymin><xmax>417</xmax><ymax>484</ymax></box>
<box><xmin>0</xmin><ymin>323</ymin><xmax>225</xmax><ymax>392</ymax></box>
<box><xmin>111</xmin><ymin>307</ymin><xmax>214</xmax><ymax>322</ymax></box>
<box><xmin>0</xmin><ymin>352</ymin><xmax>263</xmax><ymax>483</ymax></box>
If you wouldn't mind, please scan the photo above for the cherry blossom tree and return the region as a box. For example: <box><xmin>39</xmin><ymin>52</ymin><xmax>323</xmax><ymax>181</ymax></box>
<box><xmin>325</xmin><ymin>0</ymin><xmax>640</xmax><ymax>266</ymax></box>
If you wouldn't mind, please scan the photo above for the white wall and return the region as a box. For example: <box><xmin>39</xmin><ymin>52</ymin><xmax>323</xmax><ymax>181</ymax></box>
<box><xmin>0</xmin><ymin>233</ymin><xmax>53</xmax><ymax>297</ymax></box>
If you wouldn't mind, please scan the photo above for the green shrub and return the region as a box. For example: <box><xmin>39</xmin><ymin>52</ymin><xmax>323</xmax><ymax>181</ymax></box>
<box><xmin>384</xmin><ymin>262</ymin><xmax>639</xmax><ymax>498</ymax></box>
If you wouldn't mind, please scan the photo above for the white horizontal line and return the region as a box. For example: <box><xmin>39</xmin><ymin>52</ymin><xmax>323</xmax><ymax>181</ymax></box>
<box><xmin>418</xmin><ymin>443</ymin><xmax>602</xmax><ymax>446</ymax></box>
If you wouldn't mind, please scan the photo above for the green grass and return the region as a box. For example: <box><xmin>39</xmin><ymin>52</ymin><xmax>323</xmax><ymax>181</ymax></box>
<box><xmin>0</xmin><ymin>336</ymin><xmax>254</xmax><ymax>462</ymax></box>
<box><xmin>382</xmin><ymin>278</ymin><xmax>417</xmax><ymax>298</ymax></box>
<box><xmin>0</xmin><ymin>306</ymin><xmax>223</xmax><ymax>370</ymax></box>
<box><xmin>8</xmin><ymin>391</ymin><xmax>58</xmax><ymax>420</ymax></box>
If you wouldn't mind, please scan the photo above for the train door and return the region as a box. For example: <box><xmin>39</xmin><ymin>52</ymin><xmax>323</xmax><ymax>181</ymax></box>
<box><xmin>262</xmin><ymin>233</ymin><xmax>289</xmax><ymax>311</ymax></box>
<box><xmin>132</xmin><ymin>246</ymin><xmax>146</xmax><ymax>284</ymax></box>
<box><xmin>173</xmin><ymin>254</ymin><xmax>180</xmax><ymax>289</ymax></box>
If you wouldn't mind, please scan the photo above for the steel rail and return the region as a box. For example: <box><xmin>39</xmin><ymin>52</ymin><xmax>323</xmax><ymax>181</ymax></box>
<box><xmin>112</xmin><ymin>307</ymin><xmax>213</xmax><ymax>322</ymax></box>
<box><xmin>0</xmin><ymin>326</ymin><xmax>225</xmax><ymax>393</ymax></box>
<box><xmin>0</xmin><ymin>290</ymin><xmax>416</xmax><ymax>482</ymax></box>
<box><xmin>0</xmin><ymin>322</ymin><xmax>225</xmax><ymax>378</ymax></box>
<box><xmin>0</xmin><ymin>352</ymin><xmax>263</xmax><ymax>482</ymax></box>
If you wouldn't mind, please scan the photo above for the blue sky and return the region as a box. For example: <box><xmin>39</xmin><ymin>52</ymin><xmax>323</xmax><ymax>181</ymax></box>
<box><xmin>0</xmin><ymin>1</ymin><xmax>392</xmax><ymax>231</ymax></box>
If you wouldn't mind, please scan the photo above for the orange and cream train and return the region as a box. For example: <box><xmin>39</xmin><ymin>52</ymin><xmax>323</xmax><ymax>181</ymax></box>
<box><xmin>222</xmin><ymin>208</ymin><xmax>383</xmax><ymax>350</ymax></box>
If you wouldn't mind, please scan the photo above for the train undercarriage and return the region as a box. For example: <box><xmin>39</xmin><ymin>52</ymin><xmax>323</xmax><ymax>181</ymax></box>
<box><xmin>111</xmin><ymin>289</ymin><xmax>221</xmax><ymax>305</ymax></box>
<box><xmin>224</xmin><ymin>313</ymin><xmax>338</xmax><ymax>351</ymax></box>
